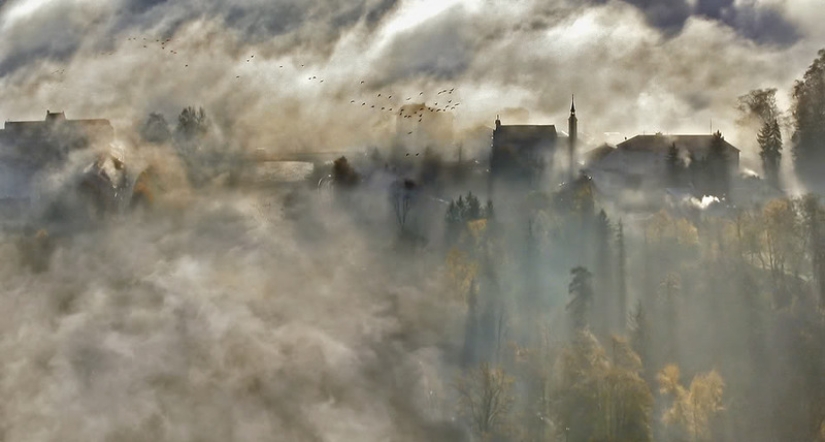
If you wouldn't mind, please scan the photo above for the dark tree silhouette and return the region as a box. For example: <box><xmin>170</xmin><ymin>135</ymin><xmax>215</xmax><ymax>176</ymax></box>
<box><xmin>791</xmin><ymin>49</ymin><xmax>825</xmax><ymax>187</ymax></box>
<box><xmin>617</xmin><ymin>220</ymin><xmax>628</xmax><ymax>331</ymax></box>
<box><xmin>332</xmin><ymin>156</ymin><xmax>360</xmax><ymax>188</ymax></box>
<box><xmin>737</xmin><ymin>88</ymin><xmax>780</xmax><ymax>124</ymax></box>
<box><xmin>461</xmin><ymin>279</ymin><xmax>479</xmax><ymax>368</ymax></box>
<box><xmin>594</xmin><ymin>210</ymin><xmax>613</xmax><ymax>334</ymax></box>
<box><xmin>176</xmin><ymin>106</ymin><xmax>209</xmax><ymax>140</ymax></box>
<box><xmin>140</xmin><ymin>112</ymin><xmax>171</xmax><ymax>144</ymax></box>
<box><xmin>391</xmin><ymin>179</ymin><xmax>417</xmax><ymax>232</ymax></box>
<box><xmin>567</xmin><ymin>266</ymin><xmax>594</xmax><ymax>331</ymax></box>
<box><xmin>665</xmin><ymin>143</ymin><xmax>683</xmax><ymax>187</ymax></box>
<box><xmin>706</xmin><ymin>131</ymin><xmax>730</xmax><ymax>198</ymax></box>
<box><xmin>757</xmin><ymin>119</ymin><xmax>782</xmax><ymax>188</ymax></box>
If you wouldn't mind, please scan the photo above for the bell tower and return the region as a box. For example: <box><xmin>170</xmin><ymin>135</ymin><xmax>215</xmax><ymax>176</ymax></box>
<box><xmin>568</xmin><ymin>95</ymin><xmax>578</xmax><ymax>180</ymax></box>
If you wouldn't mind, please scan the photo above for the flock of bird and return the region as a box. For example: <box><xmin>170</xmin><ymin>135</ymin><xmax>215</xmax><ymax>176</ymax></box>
<box><xmin>84</xmin><ymin>33</ymin><xmax>465</xmax><ymax>136</ymax></box>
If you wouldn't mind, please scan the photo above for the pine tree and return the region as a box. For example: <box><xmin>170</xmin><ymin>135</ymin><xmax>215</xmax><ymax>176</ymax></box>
<box><xmin>594</xmin><ymin>210</ymin><xmax>613</xmax><ymax>334</ymax></box>
<box><xmin>707</xmin><ymin>131</ymin><xmax>730</xmax><ymax>198</ymax></box>
<box><xmin>665</xmin><ymin>143</ymin><xmax>682</xmax><ymax>187</ymax></box>
<box><xmin>803</xmin><ymin>195</ymin><xmax>825</xmax><ymax>307</ymax></box>
<box><xmin>617</xmin><ymin>220</ymin><xmax>628</xmax><ymax>331</ymax></box>
<box><xmin>461</xmin><ymin>279</ymin><xmax>479</xmax><ymax>368</ymax></box>
<box><xmin>567</xmin><ymin>266</ymin><xmax>594</xmax><ymax>331</ymax></box>
<box><xmin>757</xmin><ymin>119</ymin><xmax>782</xmax><ymax>188</ymax></box>
<box><xmin>792</xmin><ymin>49</ymin><xmax>825</xmax><ymax>186</ymax></box>
<box><xmin>629</xmin><ymin>301</ymin><xmax>654</xmax><ymax>388</ymax></box>
<box><xmin>467</xmin><ymin>192</ymin><xmax>481</xmax><ymax>220</ymax></box>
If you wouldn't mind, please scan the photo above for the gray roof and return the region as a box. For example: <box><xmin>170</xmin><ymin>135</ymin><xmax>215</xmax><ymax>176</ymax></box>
<box><xmin>495</xmin><ymin>125</ymin><xmax>557</xmax><ymax>141</ymax></box>
<box><xmin>617</xmin><ymin>134</ymin><xmax>739</xmax><ymax>157</ymax></box>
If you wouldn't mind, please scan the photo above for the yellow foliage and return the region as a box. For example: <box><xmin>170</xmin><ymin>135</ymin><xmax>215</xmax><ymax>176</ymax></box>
<box><xmin>645</xmin><ymin>210</ymin><xmax>698</xmax><ymax>247</ymax></box>
<box><xmin>467</xmin><ymin>219</ymin><xmax>488</xmax><ymax>242</ymax></box>
<box><xmin>658</xmin><ymin>364</ymin><xmax>725</xmax><ymax>442</ymax></box>
<box><xmin>445</xmin><ymin>248</ymin><xmax>478</xmax><ymax>303</ymax></box>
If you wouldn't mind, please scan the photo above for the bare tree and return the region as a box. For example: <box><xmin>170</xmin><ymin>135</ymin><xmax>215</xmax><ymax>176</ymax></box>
<box><xmin>454</xmin><ymin>362</ymin><xmax>514</xmax><ymax>439</ymax></box>
<box><xmin>391</xmin><ymin>178</ymin><xmax>417</xmax><ymax>231</ymax></box>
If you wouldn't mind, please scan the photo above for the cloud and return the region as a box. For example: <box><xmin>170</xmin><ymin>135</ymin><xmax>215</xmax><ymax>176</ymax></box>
<box><xmin>607</xmin><ymin>0</ymin><xmax>801</xmax><ymax>46</ymax></box>
<box><xmin>0</xmin><ymin>0</ymin><xmax>821</xmax><ymax>160</ymax></box>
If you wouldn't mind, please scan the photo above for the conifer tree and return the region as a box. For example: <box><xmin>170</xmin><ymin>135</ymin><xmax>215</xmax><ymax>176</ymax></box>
<box><xmin>665</xmin><ymin>143</ymin><xmax>682</xmax><ymax>187</ymax></box>
<box><xmin>461</xmin><ymin>279</ymin><xmax>479</xmax><ymax>368</ymax></box>
<box><xmin>617</xmin><ymin>220</ymin><xmax>628</xmax><ymax>331</ymax></box>
<box><xmin>792</xmin><ymin>49</ymin><xmax>825</xmax><ymax>186</ymax></box>
<box><xmin>567</xmin><ymin>266</ymin><xmax>594</xmax><ymax>331</ymax></box>
<box><xmin>707</xmin><ymin>131</ymin><xmax>730</xmax><ymax>198</ymax></box>
<box><xmin>757</xmin><ymin>119</ymin><xmax>782</xmax><ymax>188</ymax></box>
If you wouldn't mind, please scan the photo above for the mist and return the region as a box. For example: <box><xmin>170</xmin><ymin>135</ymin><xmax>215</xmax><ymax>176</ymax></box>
<box><xmin>3</xmin><ymin>0</ymin><xmax>825</xmax><ymax>441</ymax></box>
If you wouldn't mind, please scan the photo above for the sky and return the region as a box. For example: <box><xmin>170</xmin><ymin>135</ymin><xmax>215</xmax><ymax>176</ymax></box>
<box><xmin>0</xmin><ymin>0</ymin><xmax>823</xmax><ymax>159</ymax></box>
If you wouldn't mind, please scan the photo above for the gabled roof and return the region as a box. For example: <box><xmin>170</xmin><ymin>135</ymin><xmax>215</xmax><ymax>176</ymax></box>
<box><xmin>617</xmin><ymin>134</ymin><xmax>739</xmax><ymax>157</ymax></box>
<box><xmin>583</xmin><ymin>144</ymin><xmax>615</xmax><ymax>166</ymax></box>
<box><xmin>495</xmin><ymin>124</ymin><xmax>557</xmax><ymax>140</ymax></box>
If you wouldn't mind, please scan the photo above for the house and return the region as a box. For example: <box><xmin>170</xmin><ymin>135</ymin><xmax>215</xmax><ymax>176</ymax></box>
<box><xmin>0</xmin><ymin>111</ymin><xmax>114</xmax><ymax>224</ymax></box>
<box><xmin>0</xmin><ymin>111</ymin><xmax>114</xmax><ymax>165</ymax></box>
<box><xmin>489</xmin><ymin>98</ymin><xmax>578</xmax><ymax>188</ymax></box>
<box><xmin>585</xmin><ymin>132</ymin><xmax>740</xmax><ymax>199</ymax></box>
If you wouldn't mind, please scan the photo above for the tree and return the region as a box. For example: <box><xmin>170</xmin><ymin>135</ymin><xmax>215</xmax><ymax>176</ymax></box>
<box><xmin>391</xmin><ymin>179</ymin><xmax>417</xmax><ymax>233</ymax></box>
<box><xmin>467</xmin><ymin>192</ymin><xmax>482</xmax><ymax>221</ymax></box>
<box><xmin>757</xmin><ymin>119</ymin><xmax>782</xmax><ymax>188</ymax></box>
<box><xmin>737</xmin><ymin>88</ymin><xmax>780</xmax><ymax>125</ymax></box>
<box><xmin>332</xmin><ymin>156</ymin><xmax>360</xmax><ymax>188</ymax></box>
<box><xmin>594</xmin><ymin>210</ymin><xmax>613</xmax><ymax>334</ymax></box>
<box><xmin>461</xmin><ymin>280</ymin><xmax>479</xmax><ymax>368</ymax></box>
<box><xmin>791</xmin><ymin>49</ymin><xmax>825</xmax><ymax>187</ymax></box>
<box><xmin>176</xmin><ymin>106</ymin><xmax>209</xmax><ymax>140</ymax></box>
<box><xmin>665</xmin><ymin>143</ymin><xmax>683</xmax><ymax>187</ymax></box>
<box><xmin>629</xmin><ymin>301</ymin><xmax>654</xmax><ymax>389</ymax></box>
<box><xmin>616</xmin><ymin>221</ymin><xmax>628</xmax><ymax>331</ymax></box>
<box><xmin>659</xmin><ymin>272</ymin><xmax>681</xmax><ymax>365</ymax></box>
<box><xmin>706</xmin><ymin>131</ymin><xmax>730</xmax><ymax>198</ymax></box>
<box><xmin>803</xmin><ymin>194</ymin><xmax>825</xmax><ymax>307</ymax></box>
<box><xmin>555</xmin><ymin>331</ymin><xmax>653</xmax><ymax>442</ymax></box>
<box><xmin>454</xmin><ymin>362</ymin><xmax>515</xmax><ymax>439</ymax></box>
<box><xmin>567</xmin><ymin>266</ymin><xmax>594</xmax><ymax>331</ymax></box>
<box><xmin>140</xmin><ymin>112</ymin><xmax>171</xmax><ymax>144</ymax></box>
<box><xmin>658</xmin><ymin>365</ymin><xmax>725</xmax><ymax>442</ymax></box>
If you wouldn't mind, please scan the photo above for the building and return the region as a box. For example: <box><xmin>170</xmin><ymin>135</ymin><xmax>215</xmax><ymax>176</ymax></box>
<box><xmin>585</xmin><ymin>132</ymin><xmax>740</xmax><ymax>199</ymax></box>
<box><xmin>489</xmin><ymin>98</ymin><xmax>578</xmax><ymax>187</ymax></box>
<box><xmin>0</xmin><ymin>111</ymin><xmax>114</xmax><ymax>223</ymax></box>
<box><xmin>0</xmin><ymin>111</ymin><xmax>114</xmax><ymax>165</ymax></box>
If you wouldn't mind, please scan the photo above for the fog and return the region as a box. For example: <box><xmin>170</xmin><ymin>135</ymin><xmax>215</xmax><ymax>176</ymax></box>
<box><xmin>3</xmin><ymin>0</ymin><xmax>825</xmax><ymax>441</ymax></box>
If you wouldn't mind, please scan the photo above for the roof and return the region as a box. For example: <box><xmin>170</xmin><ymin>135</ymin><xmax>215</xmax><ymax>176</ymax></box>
<box><xmin>583</xmin><ymin>144</ymin><xmax>615</xmax><ymax>166</ymax></box>
<box><xmin>617</xmin><ymin>134</ymin><xmax>739</xmax><ymax>156</ymax></box>
<box><xmin>495</xmin><ymin>124</ymin><xmax>557</xmax><ymax>140</ymax></box>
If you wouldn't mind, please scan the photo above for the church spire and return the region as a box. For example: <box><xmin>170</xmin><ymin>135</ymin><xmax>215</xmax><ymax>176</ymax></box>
<box><xmin>568</xmin><ymin>95</ymin><xmax>578</xmax><ymax>180</ymax></box>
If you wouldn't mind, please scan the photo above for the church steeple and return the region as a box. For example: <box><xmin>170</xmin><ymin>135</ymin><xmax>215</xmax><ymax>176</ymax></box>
<box><xmin>568</xmin><ymin>95</ymin><xmax>578</xmax><ymax>180</ymax></box>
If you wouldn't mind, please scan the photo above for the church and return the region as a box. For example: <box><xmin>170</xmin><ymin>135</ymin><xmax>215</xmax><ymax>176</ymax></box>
<box><xmin>489</xmin><ymin>98</ymin><xmax>578</xmax><ymax>188</ymax></box>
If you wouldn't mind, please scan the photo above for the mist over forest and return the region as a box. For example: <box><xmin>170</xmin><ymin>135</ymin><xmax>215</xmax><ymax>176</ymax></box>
<box><xmin>3</xmin><ymin>0</ymin><xmax>825</xmax><ymax>441</ymax></box>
